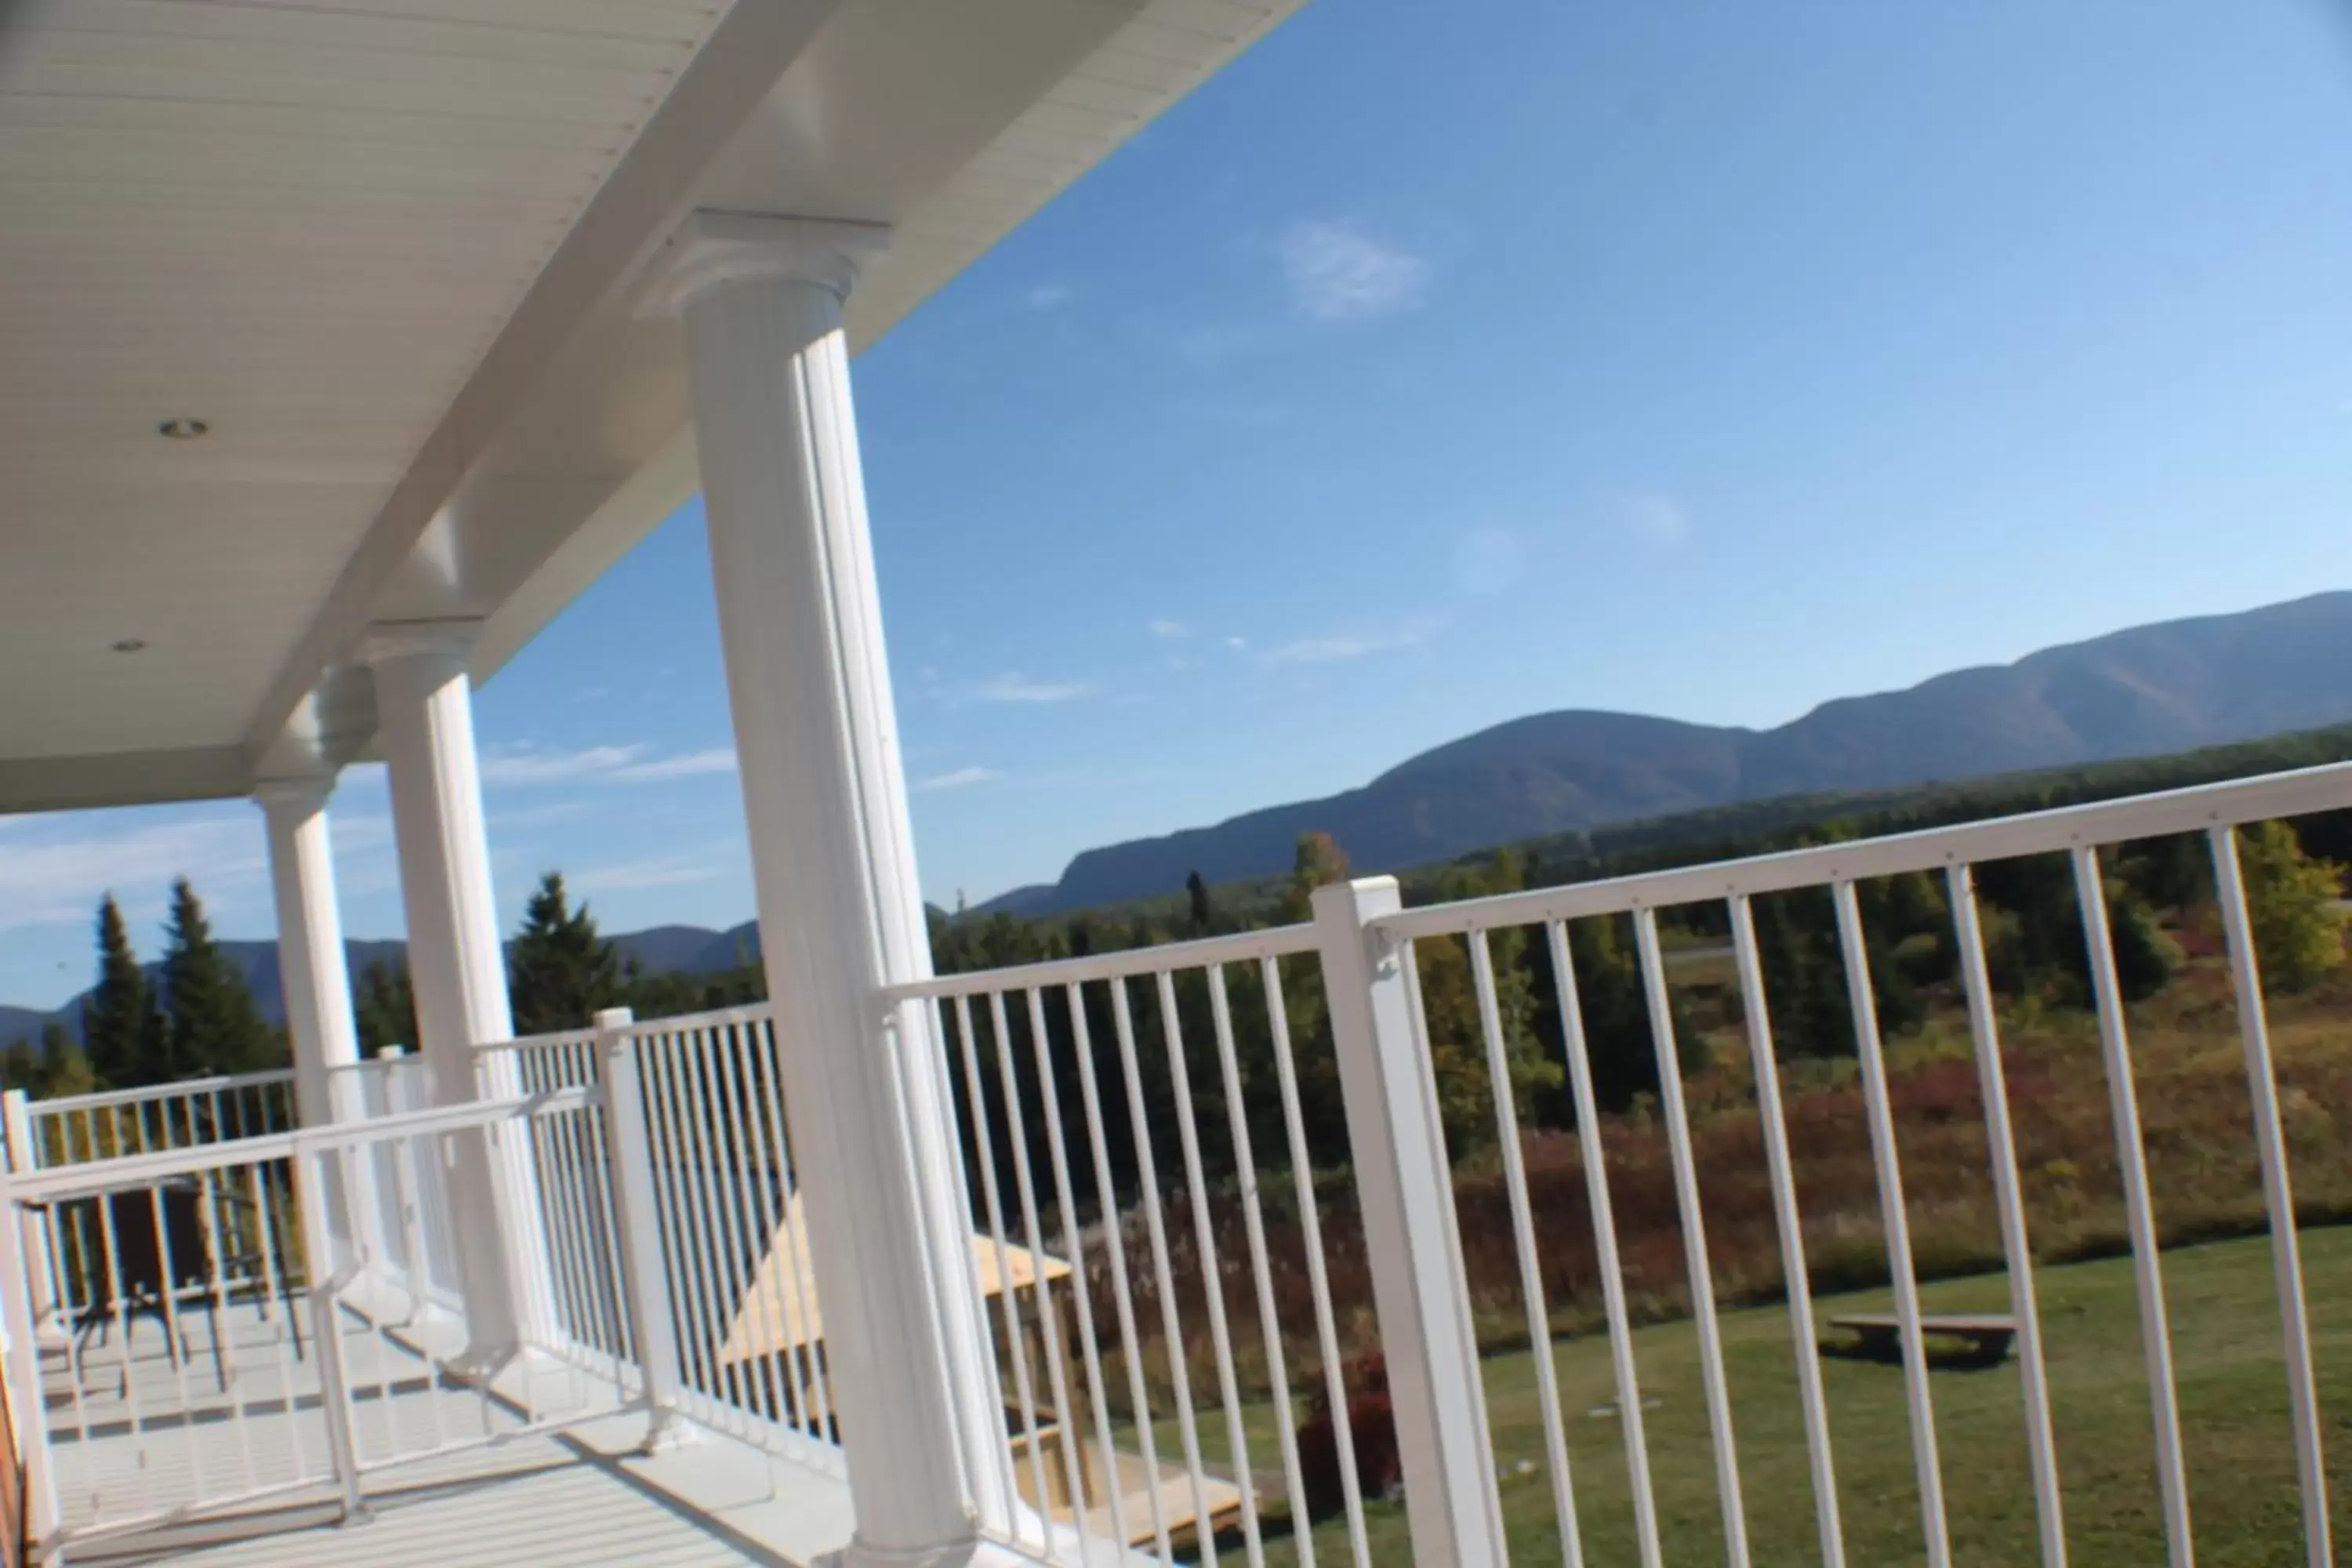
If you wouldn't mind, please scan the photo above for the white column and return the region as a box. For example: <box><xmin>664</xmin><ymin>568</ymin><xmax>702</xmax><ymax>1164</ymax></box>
<box><xmin>642</xmin><ymin>212</ymin><xmax>1029</xmax><ymax>1566</ymax></box>
<box><xmin>359</xmin><ymin>622</ymin><xmax>535</xmax><ymax>1366</ymax></box>
<box><xmin>254</xmin><ymin>776</ymin><xmax>360</xmax><ymax>1132</ymax></box>
<box><xmin>254</xmin><ymin>774</ymin><xmax>379</xmax><ymax>1273</ymax></box>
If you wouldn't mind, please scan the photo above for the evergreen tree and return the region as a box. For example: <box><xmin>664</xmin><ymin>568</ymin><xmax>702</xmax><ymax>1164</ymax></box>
<box><xmin>1185</xmin><ymin>870</ymin><xmax>1214</xmax><ymax>934</ymax></box>
<box><xmin>160</xmin><ymin>878</ymin><xmax>281</xmax><ymax>1077</ymax></box>
<box><xmin>509</xmin><ymin>872</ymin><xmax>622</xmax><ymax>1033</ymax></box>
<box><xmin>38</xmin><ymin>1022</ymin><xmax>93</xmax><ymax>1098</ymax></box>
<box><xmin>354</xmin><ymin>961</ymin><xmax>418</xmax><ymax>1055</ymax></box>
<box><xmin>82</xmin><ymin>894</ymin><xmax>161</xmax><ymax>1087</ymax></box>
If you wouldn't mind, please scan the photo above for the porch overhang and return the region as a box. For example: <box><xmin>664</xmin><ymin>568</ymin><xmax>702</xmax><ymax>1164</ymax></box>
<box><xmin>0</xmin><ymin>0</ymin><xmax>1301</xmax><ymax>814</ymax></box>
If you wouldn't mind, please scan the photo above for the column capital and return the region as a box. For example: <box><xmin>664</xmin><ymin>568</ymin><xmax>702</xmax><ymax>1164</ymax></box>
<box><xmin>634</xmin><ymin>211</ymin><xmax>891</xmax><ymax>321</ymax></box>
<box><xmin>358</xmin><ymin>618</ymin><xmax>482</xmax><ymax>672</ymax></box>
<box><xmin>252</xmin><ymin>772</ymin><xmax>337</xmax><ymax>817</ymax></box>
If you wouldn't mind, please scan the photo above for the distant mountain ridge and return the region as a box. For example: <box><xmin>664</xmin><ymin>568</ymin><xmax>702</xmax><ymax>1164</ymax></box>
<box><xmin>0</xmin><ymin>921</ymin><xmax>763</xmax><ymax>1047</ymax></box>
<box><xmin>1012</xmin><ymin>591</ymin><xmax>2352</xmax><ymax>913</ymax></box>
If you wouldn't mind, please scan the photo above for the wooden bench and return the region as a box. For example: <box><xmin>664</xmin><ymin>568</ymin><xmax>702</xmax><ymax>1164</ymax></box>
<box><xmin>1827</xmin><ymin>1313</ymin><xmax>2017</xmax><ymax>1368</ymax></box>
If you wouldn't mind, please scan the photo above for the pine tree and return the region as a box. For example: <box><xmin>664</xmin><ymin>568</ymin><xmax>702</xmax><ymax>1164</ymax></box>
<box><xmin>37</xmin><ymin>1022</ymin><xmax>93</xmax><ymax>1098</ymax></box>
<box><xmin>1185</xmin><ymin>870</ymin><xmax>1214</xmax><ymax>934</ymax></box>
<box><xmin>509</xmin><ymin>872</ymin><xmax>621</xmax><ymax>1034</ymax></box>
<box><xmin>82</xmin><ymin>894</ymin><xmax>162</xmax><ymax>1087</ymax></box>
<box><xmin>160</xmin><ymin>878</ymin><xmax>281</xmax><ymax>1077</ymax></box>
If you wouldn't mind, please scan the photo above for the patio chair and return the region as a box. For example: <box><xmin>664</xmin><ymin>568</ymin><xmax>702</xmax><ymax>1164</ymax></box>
<box><xmin>56</xmin><ymin>1173</ymin><xmax>305</xmax><ymax>1393</ymax></box>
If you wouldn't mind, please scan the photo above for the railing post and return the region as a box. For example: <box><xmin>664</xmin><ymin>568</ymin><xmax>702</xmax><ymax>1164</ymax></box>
<box><xmin>1</xmin><ymin>1093</ymin><xmax>60</xmax><ymax>1347</ymax></box>
<box><xmin>594</xmin><ymin>1008</ymin><xmax>690</xmax><ymax>1452</ymax></box>
<box><xmin>289</xmin><ymin>1138</ymin><xmax>372</xmax><ymax>1526</ymax></box>
<box><xmin>1311</xmin><ymin>876</ymin><xmax>1508</xmax><ymax>1566</ymax></box>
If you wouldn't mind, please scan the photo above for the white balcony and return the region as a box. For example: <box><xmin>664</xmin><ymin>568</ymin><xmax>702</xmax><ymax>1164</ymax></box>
<box><xmin>5</xmin><ymin>764</ymin><xmax>2348</xmax><ymax>1565</ymax></box>
<box><xmin>1</xmin><ymin>4</ymin><xmax>2343</xmax><ymax>1566</ymax></box>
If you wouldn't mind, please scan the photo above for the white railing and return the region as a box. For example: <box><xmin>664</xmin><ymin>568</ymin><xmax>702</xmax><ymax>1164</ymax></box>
<box><xmin>0</xmin><ymin>1088</ymin><xmax>630</xmax><ymax>1557</ymax></box>
<box><xmin>889</xmin><ymin>924</ymin><xmax>1377</xmax><ymax>1566</ymax></box>
<box><xmin>15</xmin><ymin>760</ymin><xmax>2330</xmax><ymax>1563</ymax></box>
<box><xmin>1338</xmin><ymin>762</ymin><xmax>2347</xmax><ymax>1568</ymax></box>
<box><xmin>522</xmin><ymin>1004</ymin><xmax>841</xmax><ymax>1470</ymax></box>
<box><xmin>11</xmin><ymin>1069</ymin><xmax>297</xmax><ymax>1170</ymax></box>
<box><xmin>879</xmin><ymin>760</ymin><xmax>2349</xmax><ymax>1568</ymax></box>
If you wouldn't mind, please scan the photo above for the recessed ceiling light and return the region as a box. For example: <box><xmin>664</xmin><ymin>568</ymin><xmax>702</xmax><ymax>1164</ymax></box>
<box><xmin>157</xmin><ymin>418</ymin><xmax>209</xmax><ymax>440</ymax></box>
<box><xmin>111</xmin><ymin>638</ymin><xmax>147</xmax><ymax>654</ymax></box>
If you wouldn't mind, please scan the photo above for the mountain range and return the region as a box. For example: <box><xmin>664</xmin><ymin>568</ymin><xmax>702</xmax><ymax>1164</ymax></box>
<box><xmin>9</xmin><ymin>590</ymin><xmax>2349</xmax><ymax>1035</ymax></box>
<box><xmin>989</xmin><ymin>590</ymin><xmax>2352</xmax><ymax>913</ymax></box>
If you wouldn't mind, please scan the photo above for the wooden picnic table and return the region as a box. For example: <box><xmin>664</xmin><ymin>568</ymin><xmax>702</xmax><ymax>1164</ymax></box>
<box><xmin>1827</xmin><ymin>1313</ymin><xmax>2017</xmax><ymax>1368</ymax></box>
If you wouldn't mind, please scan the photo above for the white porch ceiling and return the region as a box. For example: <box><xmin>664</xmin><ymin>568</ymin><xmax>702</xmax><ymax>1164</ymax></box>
<box><xmin>0</xmin><ymin>0</ymin><xmax>1300</xmax><ymax>811</ymax></box>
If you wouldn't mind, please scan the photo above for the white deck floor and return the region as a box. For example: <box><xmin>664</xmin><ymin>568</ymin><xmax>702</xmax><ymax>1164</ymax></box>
<box><xmin>31</xmin><ymin>1288</ymin><xmax>858</xmax><ymax>1566</ymax></box>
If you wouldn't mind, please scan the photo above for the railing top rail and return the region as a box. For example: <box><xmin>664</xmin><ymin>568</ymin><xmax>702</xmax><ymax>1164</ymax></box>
<box><xmin>613</xmin><ymin>1000</ymin><xmax>776</xmax><ymax>1036</ymax></box>
<box><xmin>24</xmin><ymin>1068</ymin><xmax>296</xmax><ymax>1116</ymax></box>
<box><xmin>884</xmin><ymin>920</ymin><xmax>1319</xmax><ymax>1003</ymax></box>
<box><xmin>2</xmin><ymin>1087</ymin><xmax>591</xmax><ymax>1203</ymax></box>
<box><xmin>473</xmin><ymin>1025</ymin><xmax>599</xmax><ymax>1054</ymax></box>
<box><xmin>1375</xmin><ymin>757</ymin><xmax>2352</xmax><ymax>942</ymax></box>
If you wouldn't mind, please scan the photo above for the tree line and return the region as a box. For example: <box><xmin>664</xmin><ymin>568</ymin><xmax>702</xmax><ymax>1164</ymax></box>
<box><xmin>9</xmin><ymin>725</ymin><xmax>2347</xmax><ymax>1258</ymax></box>
<box><xmin>1</xmin><ymin>871</ymin><xmax>766</xmax><ymax>1100</ymax></box>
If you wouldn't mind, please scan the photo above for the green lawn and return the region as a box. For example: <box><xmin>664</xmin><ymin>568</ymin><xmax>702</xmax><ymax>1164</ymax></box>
<box><xmin>1137</xmin><ymin>1227</ymin><xmax>2352</xmax><ymax>1566</ymax></box>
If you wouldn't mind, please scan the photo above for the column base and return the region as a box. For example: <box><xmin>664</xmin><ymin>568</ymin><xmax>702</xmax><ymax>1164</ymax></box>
<box><xmin>637</xmin><ymin>1406</ymin><xmax>700</xmax><ymax>1456</ymax></box>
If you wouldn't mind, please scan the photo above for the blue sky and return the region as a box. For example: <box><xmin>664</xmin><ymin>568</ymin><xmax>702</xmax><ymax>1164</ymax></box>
<box><xmin>7</xmin><ymin>0</ymin><xmax>2352</xmax><ymax>1009</ymax></box>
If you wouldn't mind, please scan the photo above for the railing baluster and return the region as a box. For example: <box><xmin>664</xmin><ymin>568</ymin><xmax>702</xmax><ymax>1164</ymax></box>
<box><xmin>1032</xmin><ymin>984</ymin><xmax>1129</xmax><ymax>1549</ymax></box>
<box><xmin>1156</xmin><ymin>967</ymin><xmax>1265</xmax><ymax>1567</ymax></box>
<box><xmin>1264</xmin><ymin>953</ymin><xmax>1374</xmax><ymax>1568</ymax></box>
<box><xmin>1947</xmin><ymin>866</ymin><xmax>2067</xmax><ymax>1565</ymax></box>
<box><xmin>750</xmin><ymin>1013</ymin><xmax>831</xmax><ymax>1444</ymax></box>
<box><xmin>1635</xmin><ymin>906</ymin><xmax>1750</xmax><ymax>1565</ymax></box>
<box><xmin>955</xmin><ymin>993</ymin><xmax>1052</xmax><ymax>1535</ymax></box>
<box><xmin>712</xmin><ymin>1022</ymin><xmax>782</xmax><ymax>1428</ymax></box>
<box><xmin>1000</xmin><ymin>989</ymin><xmax>1095</xmax><ymax>1558</ymax></box>
<box><xmin>2207</xmin><ymin>826</ymin><xmax>2331</xmax><ymax>1566</ymax></box>
<box><xmin>1067</xmin><ymin>979</ymin><xmax>1174</xmax><ymax>1563</ymax></box>
<box><xmin>1109</xmin><ymin>975</ymin><xmax>1222</xmax><ymax>1568</ymax></box>
<box><xmin>1831</xmin><ymin>881</ymin><xmax>1949</xmax><ymax>1566</ymax></box>
<box><xmin>1728</xmin><ymin>896</ymin><xmax>1846</xmax><ymax>1566</ymax></box>
<box><xmin>1468</xmin><ymin>930</ymin><xmax>1582</xmax><ymax>1566</ymax></box>
<box><xmin>1208</xmin><ymin>963</ymin><xmax>1315</xmax><ymax>1563</ymax></box>
<box><xmin>1550</xmin><ymin>914</ymin><xmax>1664</xmax><ymax>1565</ymax></box>
<box><xmin>2071</xmin><ymin>847</ymin><xmax>2192</xmax><ymax>1566</ymax></box>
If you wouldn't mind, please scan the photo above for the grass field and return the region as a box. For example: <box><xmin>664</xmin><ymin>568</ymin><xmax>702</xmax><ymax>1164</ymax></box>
<box><xmin>1141</xmin><ymin>1226</ymin><xmax>2350</xmax><ymax>1566</ymax></box>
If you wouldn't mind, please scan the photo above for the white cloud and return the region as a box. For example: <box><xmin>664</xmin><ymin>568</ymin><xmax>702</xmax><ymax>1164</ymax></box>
<box><xmin>919</xmin><ymin>766</ymin><xmax>1004</xmax><ymax>793</ymax></box>
<box><xmin>1453</xmin><ymin>527</ymin><xmax>1524</xmax><ymax>596</ymax></box>
<box><xmin>1224</xmin><ymin>635</ymin><xmax>1248</xmax><ymax>652</ymax></box>
<box><xmin>1280</xmin><ymin>220</ymin><xmax>1430</xmax><ymax>321</ymax></box>
<box><xmin>611</xmin><ymin>747</ymin><xmax>736</xmax><ymax>782</ymax></box>
<box><xmin>976</xmin><ymin>673</ymin><xmax>1093</xmax><ymax>705</ymax></box>
<box><xmin>1149</xmin><ymin>618</ymin><xmax>1192</xmax><ymax>641</ymax></box>
<box><xmin>1262</xmin><ymin>621</ymin><xmax>1434</xmax><ymax>668</ymax></box>
<box><xmin>0</xmin><ymin>816</ymin><xmax>265</xmax><ymax>934</ymax></box>
<box><xmin>1626</xmin><ymin>494</ymin><xmax>1690</xmax><ymax>545</ymax></box>
<box><xmin>1025</xmin><ymin>283</ymin><xmax>1074</xmax><ymax>311</ymax></box>
<box><xmin>478</xmin><ymin>742</ymin><xmax>735</xmax><ymax>787</ymax></box>
<box><xmin>480</xmin><ymin>743</ymin><xmax>645</xmax><ymax>786</ymax></box>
